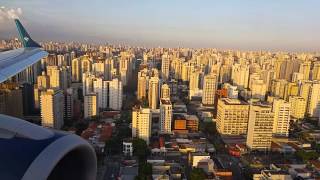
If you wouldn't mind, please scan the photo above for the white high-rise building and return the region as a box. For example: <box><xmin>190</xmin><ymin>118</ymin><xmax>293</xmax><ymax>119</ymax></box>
<box><xmin>289</xmin><ymin>96</ymin><xmax>306</xmax><ymax>120</ymax></box>
<box><xmin>161</xmin><ymin>83</ymin><xmax>170</xmax><ymax>100</ymax></box>
<box><xmin>108</xmin><ymin>78</ymin><xmax>123</xmax><ymax>110</ymax></box>
<box><xmin>216</xmin><ymin>98</ymin><xmax>249</xmax><ymax>135</ymax></box>
<box><xmin>93</xmin><ymin>77</ymin><xmax>123</xmax><ymax>110</ymax></box>
<box><xmin>40</xmin><ymin>89</ymin><xmax>64</xmax><ymax>129</ymax></box>
<box><xmin>47</xmin><ymin>66</ymin><xmax>61</xmax><ymax>89</ymax></box>
<box><xmin>189</xmin><ymin>71</ymin><xmax>200</xmax><ymax>100</ymax></box>
<box><xmin>148</xmin><ymin>76</ymin><xmax>159</xmax><ymax>110</ymax></box>
<box><xmin>231</xmin><ymin>63</ymin><xmax>249</xmax><ymax>89</ymax></box>
<box><xmin>307</xmin><ymin>81</ymin><xmax>320</xmax><ymax>118</ymax></box>
<box><xmin>132</xmin><ymin>106</ymin><xmax>152</xmax><ymax>144</ymax></box>
<box><xmin>202</xmin><ymin>73</ymin><xmax>217</xmax><ymax>105</ymax></box>
<box><xmin>246</xmin><ymin>103</ymin><xmax>274</xmax><ymax>150</ymax></box>
<box><xmin>37</xmin><ymin>71</ymin><xmax>50</xmax><ymax>89</ymax></box>
<box><xmin>160</xmin><ymin>99</ymin><xmax>172</xmax><ymax>134</ymax></box>
<box><xmin>84</xmin><ymin>93</ymin><xmax>98</xmax><ymax>119</ymax></box>
<box><xmin>272</xmin><ymin>99</ymin><xmax>291</xmax><ymax>137</ymax></box>
<box><xmin>161</xmin><ymin>53</ymin><xmax>170</xmax><ymax>81</ymax></box>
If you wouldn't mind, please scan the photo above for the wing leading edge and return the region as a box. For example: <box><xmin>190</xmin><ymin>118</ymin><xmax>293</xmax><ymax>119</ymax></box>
<box><xmin>0</xmin><ymin>19</ymin><xmax>48</xmax><ymax>83</ymax></box>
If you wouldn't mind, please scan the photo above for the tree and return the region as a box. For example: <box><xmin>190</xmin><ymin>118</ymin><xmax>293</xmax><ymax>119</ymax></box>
<box><xmin>132</xmin><ymin>138</ymin><xmax>149</xmax><ymax>161</ymax></box>
<box><xmin>190</xmin><ymin>168</ymin><xmax>206</xmax><ymax>180</ymax></box>
<box><xmin>295</xmin><ymin>150</ymin><xmax>319</xmax><ymax>162</ymax></box>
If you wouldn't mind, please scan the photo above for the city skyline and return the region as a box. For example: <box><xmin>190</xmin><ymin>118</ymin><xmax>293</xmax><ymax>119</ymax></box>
<box><xmin>1</xmin><ymin>0</ymin><xmax>320</xmax><ymax>52</ymax></box>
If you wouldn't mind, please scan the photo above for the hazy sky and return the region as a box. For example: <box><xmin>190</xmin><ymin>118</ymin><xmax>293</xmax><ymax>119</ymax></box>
<box><xmin>0</xmin><ymin>0</ymin><xmax>319</xmax><ymax>51</ymax></box>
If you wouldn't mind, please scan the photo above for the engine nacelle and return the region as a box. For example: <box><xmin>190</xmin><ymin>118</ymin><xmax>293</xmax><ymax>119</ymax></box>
<box><xmin>0</xmin><ymin>114</ymin><xmax>97</xmax><ymax>180</ymax></box>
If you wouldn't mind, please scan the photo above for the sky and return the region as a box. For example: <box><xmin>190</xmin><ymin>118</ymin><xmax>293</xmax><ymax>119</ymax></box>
<box><xmin>0</xmin><ymin>0</ymin><xmax>319</xmax><ymax>51</ymax></box>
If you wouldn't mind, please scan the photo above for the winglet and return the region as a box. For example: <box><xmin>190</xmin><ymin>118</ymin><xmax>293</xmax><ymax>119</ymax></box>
<box><xmin>14</xmin><ymin>19</ymin><xmax>41</xmax><ymax>48</ymax></box>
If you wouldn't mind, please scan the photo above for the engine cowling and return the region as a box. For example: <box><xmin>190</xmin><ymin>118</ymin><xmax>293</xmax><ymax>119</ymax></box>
<box><xmin>0</xmin><ymin>114</ymin><xmax>97</xmax><ymax>180</ymax></box>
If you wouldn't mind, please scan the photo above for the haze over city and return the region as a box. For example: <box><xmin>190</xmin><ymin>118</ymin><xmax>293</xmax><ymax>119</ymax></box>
<box><xmin>1</xmin><ymin>1</ymin><xmax>320</xmax><ymax>180</ymax></box>
<box><xmin>1</xmin><ymin>0</ymin><xmax>320</xmax><ymax>51</ymax></box>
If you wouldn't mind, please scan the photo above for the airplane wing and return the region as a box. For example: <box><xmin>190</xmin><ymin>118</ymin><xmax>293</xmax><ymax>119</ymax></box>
<box><xmin>0</xmin><ymin>19</ymin><xmax>48</xmax><ymax>83</ymax></box>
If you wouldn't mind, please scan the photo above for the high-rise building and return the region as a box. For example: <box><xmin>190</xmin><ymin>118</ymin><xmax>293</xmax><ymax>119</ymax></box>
<box><xmin>312</xmin><ymin>62</ymin><xmax>320</xmax><ymax>80</ymax></box>
<box><xmin>81</xmin><ymin>55</ymin><xmax>92</xmax><ymax>74</ymax></box>
<box><xmin>216</xmin><ymin>98</ymin><xmax>249</xmax><ymax>135</ymax></box>
<box><xmin>307</xmin><ymin>81</ymin><xmax>320</xmax><ymax>118</ymax></box>
<box><xmin>299</xmin><ymin>61</ymin><xmax>311</xmax><ymax>80</ymax></box>
<box><xmin>161</xmin><ymin>53</ymin><xmax>170</xmax><ymax>81</ymax></box>
<box><xmin>132</xmin><ymin>106</ymin><xmax>152</xmax><ymax>144</ymax></box>
<box><xmin>137</xmin><ymin>69</ymin><xmax>149</xmax><ymax>101</ymax></box>
<box><xmin>71</xmin><ymin>58</ymin><xmax>81</xmax><ymax>82</ymax></box>
<box><xmin>272</xmin><ymin>99</ymin><xmax>290</xmax><ymax>137</ymax></box>
<box><xmin>37</xmin><ymin>71</ymin><xmax>50</xmax><ymax>89</ymax></box>
<box><xmin>47</xmin><ymin>66</ymin><xmax>61</xmax><ymax>89</ymax></box>
<box><xmin>189</xmin><ymin>70</ymin><xmax>200</xmax><ymax>100</ymax></box>
<box><xmin>231</xmin><ymin>63</ymin><xmax>249</xmax><ymax>89</ymax></box>
<box><xmin>64</xmin><ymin>88</ymin><xmax>74</xmax><ymax>122</ymax></box>
<box><xmin>202</xmin><ymin>73</ymin><xmax>217</xmax><ymax>105</ymax></box>
<box><xmin>148</xmin><ymin>76</ymin><xmax>159</xmax><ymax>110</ymax></box>
<box><xmin>108</xmin><ymin>78</ymin><xmax>123</xmax><ymax>110</ymax></box>
<box><xmin>160</xmin><ymin>99</ymin><xmax>172</xmax><ymax>134</ymax></box>
<box><xmin>246</xmin><ymin>103</ymin><xmax>274</xmax><ymax>150</ymax></box>
<box><xmin>40</xmin><ymin>89</ymin><xmax>64</xmax><ymax>129</ymax></box>
<box><xmin>289</xmin><ymin>96</ymin><xmax>306</xmax><ymax>120</ymax></box>
<box><xmin>84</xmin><ymin>93</ymin><xmax>98</xmax><ymax>119</ymax></box>
<box><xmin>161</xmin><ymin>83</ymin><xmax>170</xmax><ymax>100</ymax></box>
<box><xmin>104</xmin><ymin>58</ymin><xmax>114</xmax><ymax>80</ymax></box>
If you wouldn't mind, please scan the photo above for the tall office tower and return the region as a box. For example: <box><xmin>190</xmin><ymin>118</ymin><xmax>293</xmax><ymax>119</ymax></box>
<box><xmin>171</xmin><ymin>58</ymin><xmax>183</xmax><ymax>80</ymax></box>
<box><xmin>104</xmin><ymin>58</ymin><xmax>114</xmax><ymax>80</ymax></box>
<box><xmin>161</xmin><ymin>53</ymin><xmax>170</xmax><ymax>81</ymax></box>
<box><xmin>161</xmin><ymin>84</ymin><xmax>170</xmax><ymax>100</ymax></box>
<box><xmin>272</xmin><ymin>99</ymin><xmax>290</xmax><ymax>137</ymax></box>
<box><xmin>299</xmin><ymin>61</ymin><xmax>311</xmax><ymax>80</ymax></box>
<box><xmin>81</xmin><ymin>55</ymin><xmax>93</xmax><ymax>74</ymax></box>
<box><xmin>160</xmin><ymin>99</ymin><xmax>172</xmax><ymax>134</ymax></box>
<box><xmin>71</xmin><ymin>58</ymin><xmax>81</xmax><ymax>82</ymax></box>
<box><xmin>189</xmin><ymin>71</ymin><xmax>200</xmax><ymax>100</ymax></box>
<box><xmin>108</xmin><ymin>78</ymin><xmax>123</xmax><ymax>110</ymax></box>
<box><xmin>84</xmin><ymin>93</ymin><xmax>98</xmax><ymax>119</ymax></box>
<box><xmin>216</xmin><ymin>98</ymin><xmax>249</xmax><ymax>135</ymax></box>
<box><xmin>37</xmin><ymin>71</ymin><xmax>50</xmax><ymax>89</ymax></box>
<box><xmin>231</xmin><ymin>63</ymin><xmax>249</xmax><ymax>89</ymax></box>
<box><xmin>292</xmin><ymin>72</ymin><xmax>304</xmax><ymax>82</ymax></box>
<box><xmin>271</xmin><ymin>79</ymin><xmax>288</xmax><ymax>99</ymax></box>
<box><xmin>148</xmin><ymin>76</ymin><xmax>159</xmax><ymax>110</ymax></box>
<box><xmin>246</xmin><ymin>103</ymin><xmax>274</xmax><ymax>150</ymax></box>
<box><xmin>307</xmin><ymin>81</ymin><xmax>320</xmax><ymax>118</ymax></box>
<box><xmin>284</xmin><ymin>82</ymin><xmax>299</xmax><ymax>101</ymax></box>
<box><xmin>219</xmin><ymin>65</ymin><xmax>232</xmax><ymax>83</ymax></box>
<box><xmin>40</xmin><ymin>89</ymin><xmax>64</xmax><ymax>129</ymax></box>
<box><xmin>250</xmin><ymin>79</ymin><xmax>267</xmax><ymax>101</ymax></box>
<box><xmin>47</xmin><ymin>66</ymin><xmax>61</xmax><ymax>89</ymax></box>
<box><xmin>93</xmin><ymin>60</ymin><xmax>105</xmax><ymax>76</ymax></box>
<box><xmin>312</xmin><ymin>62</ymin><xmax>320</xmax><ymax>80</ymax></box>
<box><xmin>137</xmin><ymin>74</ymin><xmax>148</xmax><ymax>101</ymax></box>
<box><xmin>202</xmin><ymin>73</ymin><xmax>217</xmax><ymax>105</ymax></box>
<box><xmin>132</xmin><ymin>106</ymin><xmax>152</xmax><ymax>144</ymax></box>
<box><xmin>289</xmin><ymin>96</ymin><xmax>306</xmax><ymax>120</ymax></box>
<box><xmin>64</xmin><ymin>88</ymin><xmax>74</xmax><ymax>122</ymax></box>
